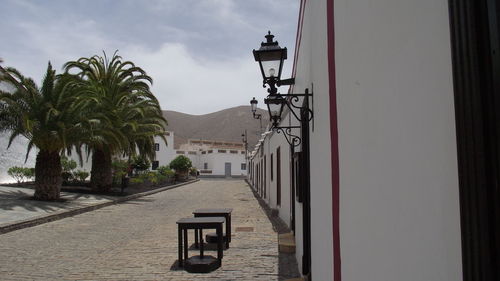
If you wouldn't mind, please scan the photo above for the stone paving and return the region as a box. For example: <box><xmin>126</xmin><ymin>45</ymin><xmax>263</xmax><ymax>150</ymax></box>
<box><xmin>0</xmin><ymin>179</ymin><xmax>300</xmax><ymax>280</ymax></box>
<box><xmin>0</xmin><ymin>185</ymin><xmax>115</xmax><ymax>227</ymax></box>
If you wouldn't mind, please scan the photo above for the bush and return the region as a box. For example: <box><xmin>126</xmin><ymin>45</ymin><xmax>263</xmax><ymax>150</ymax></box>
<box><xmin>157</xmin><ymin>165</ymin><xmax>175</xmax><ymax>178</ymax></box>
<box><xmin>130</xmin><ymin>177</ymin><xmax>144</xmax><ymax>184</ymax></box>
<box><xmin>74</xmin><ymin>170</ymin><xmax>89</xmax><ymax>182</ymax></box>
<box><xmin>25</xmin><ymin>168</ymin><xmax>35</xmax><ymax>181</ymax></box>
<box><xmin>169</xmin><ymin>155</ymin><xmax>192</xmax><ymax>173</ymax></box>
<box><xmin>112</xmin><ymin>160</ymin><xmax>129</xmax><ymax>186</ymax></box>
<box><xmin>7</xmin><ymin>166</ymin><xmax>34</xmax><ymax>184</ymax></box>
<box><xmin>190</xmin><ymin>167</ymin><xmax>198</xmax><ymax>176</ymax></box>
<box><xmin>131</xmin><ymin>155</ymin><xmax>150</xmax><ymax>174</ymax></box>
<box><xmin>147</xmin><ymin>171</ymin><xmax>159</xmax><ymax>184</ymax></box>
<box><xmin>61</xmin><ymin>155</ymin><xmax>77</xmax><ymax>183</ymax></box>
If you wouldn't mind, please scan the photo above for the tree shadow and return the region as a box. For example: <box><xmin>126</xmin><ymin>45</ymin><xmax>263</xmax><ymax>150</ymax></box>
<box><xmin>0</xmin><ymin>189</ymin><xmax>79</xmax><ymax>212</ymax></box>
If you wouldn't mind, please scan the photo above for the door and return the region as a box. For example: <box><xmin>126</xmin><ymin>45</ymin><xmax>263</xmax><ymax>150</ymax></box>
<box><xmin>276</xmin><ymin>147</ymin><xmax>281</xmax><ymax>206</ymax></box>
<box><xmin>449</xmin><ymin>0</ymin><xmax>500</xmax><ymax>279</ymax></box>
<box><xmin>224</xmin><ymin>162</ymin><xmax>231</xmax><ymax>177</ymax></box>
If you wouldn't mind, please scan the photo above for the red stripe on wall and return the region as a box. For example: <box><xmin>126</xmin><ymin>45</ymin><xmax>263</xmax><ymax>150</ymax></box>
<box><xmin>326</xmin><ymin>0</ymin><xmax>341</xmax><ymax>280</ymax></box>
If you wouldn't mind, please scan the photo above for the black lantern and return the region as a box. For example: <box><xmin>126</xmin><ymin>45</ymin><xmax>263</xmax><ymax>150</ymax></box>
<box><xmin>253</xmin><ymin>31</ymin><xmax>287</xmax><ymax>94</ymax></box>
<box><xmin>264</xmin><ymin>94</ymin><xmax>286</xmax><ymax>126</ymax></box>
<box><xmin>250</xmin><ymin>97</ymin><xmax>258</xmax><ymax>114</ymax></box>
<box><xmin>251</xmin><ymin>31</ymin><xmax>312</xmax><ymax>147</ymax></box>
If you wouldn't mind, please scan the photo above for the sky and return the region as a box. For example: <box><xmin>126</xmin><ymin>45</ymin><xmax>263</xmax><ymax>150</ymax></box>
<box><xmin>0</xmin><ymin>0</ymin><xmax>299</xmax><ymax>115</ymax></box>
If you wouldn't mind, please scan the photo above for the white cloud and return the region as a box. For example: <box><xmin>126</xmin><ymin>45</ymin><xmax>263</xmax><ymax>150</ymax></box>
<box><xmin>1</xmin><ymin>0</ymin><xmax>297</xmax><ymax>114</ymax></box>
<box><xmin>123</xmin><ymin>43</ymin><xmax>266</xmax><ymax>114</ymax></box>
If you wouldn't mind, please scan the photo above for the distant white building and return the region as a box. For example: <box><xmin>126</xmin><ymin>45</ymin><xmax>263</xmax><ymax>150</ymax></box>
<box><xmin>151</xmin><ymin>131</ymin><xmax>175</xmax><ymax>169</ymax></box>
<box><xmin>170</xmin><ymin>139</ymin><xmax>247</xmax><ymax>177</ymax></box>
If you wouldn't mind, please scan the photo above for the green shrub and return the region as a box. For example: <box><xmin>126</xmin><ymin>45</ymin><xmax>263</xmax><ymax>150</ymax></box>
<box><xmin>131</xmin><ymin>155</ymin><xmax>150</xmax><ymax>173</ymax></box>
<box><xmin>112</xmin><ymin>160</ymin><xmax>129</xmax><ymax>185</ymax></box>
<box><xmin>8</xmin><ymin>166</ymin><xmax>32</xmax><ymax>184</ymax></box>
<box><xmin>147</xmin><ymin>171</ymin><xmax>159</xmax><ymax>184</ymax></box>
<box><xmin>130</xmin><ymin>177</ymin><xmax>144</xmax><ymax>184</ymax></box>
<box><xmin>25</xmin><ymin>168</ymin><xmax>35</xmax><ymax>181</ymax></box>
<box><xmin>61</xmin><ymin>156</ymin><xmax>77</xmax><ymax>172</ymax></box>
<box><xmin>157</xmin><ymin>165</ymin><xmax>175</xmax><ymax>178</ymax></box>
<box><xmin>61</xmin><ymin>156</ymin><xmax>77</xmax><ymax>183</ymax></box>
<box><xmin>190</xmin><ymin>167</ymin><xmax>198</xmax><ymax>176</ymax></box>
<box><xmin>74</xmin><ymin>170</ymin><xmax>89</xmax><ymax>182</ymax></box>
<box><xmin>169</xmin><ymin>155</ymin><xmax>192</xmax><ymax>172</ymax></box>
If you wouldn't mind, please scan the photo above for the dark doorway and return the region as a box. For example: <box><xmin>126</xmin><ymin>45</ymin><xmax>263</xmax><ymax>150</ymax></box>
<box><xmin>277</xmin><ymin>146</ymin><xmax>281</xmax><ymax>206</ymax></box>
<box><xmin>225</xmin><ymin>162</ymin><xmax>231</xmax><ymax>178</ymax></box>
<box><xmin>449</xmin><ymin>0</ymin><xmax>500</xmax><ymax>280</ymax></box>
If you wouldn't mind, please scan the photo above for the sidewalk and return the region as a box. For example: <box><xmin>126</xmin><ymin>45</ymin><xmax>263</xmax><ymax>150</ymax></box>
<box><xmin>0</xmin><ymin>180</ymin><xmax>198</xmax><ymax>234</ymax></box>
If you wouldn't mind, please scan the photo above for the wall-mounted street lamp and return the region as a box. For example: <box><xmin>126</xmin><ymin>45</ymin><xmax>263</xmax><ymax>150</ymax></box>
<box><xmin>249</xmin><ymin>97</ymin><xmax>263</xmax><ymax>133</ymax></box>
<box><xmin>252</xmin><ymin>31</ymin><xmax>313</xmax><ymax>147</ymax></box>
<box><xmin>241</xmin><ymin>131</ymin><xmax>248</xmax><ymax>159</ymax></box>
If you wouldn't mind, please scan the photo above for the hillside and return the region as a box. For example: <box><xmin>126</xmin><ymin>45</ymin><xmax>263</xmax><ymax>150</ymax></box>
<box><xmin>162</xmin><ymin>106</ymin><xmax>269</xmax><ymax>149</ymax></box>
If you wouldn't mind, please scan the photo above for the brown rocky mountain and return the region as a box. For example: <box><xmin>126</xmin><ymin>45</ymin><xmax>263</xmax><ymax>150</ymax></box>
<box><xmin>162</xmin><ymin>106</ymin><xmax>269</xmax><ymax>149</ymax></box>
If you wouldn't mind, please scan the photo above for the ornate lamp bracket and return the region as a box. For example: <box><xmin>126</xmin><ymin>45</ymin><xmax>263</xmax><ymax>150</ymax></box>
<box><xmin>272</xmin><ymin>126</ymin><xmax>302</xmax><ymax>147</ymax></box>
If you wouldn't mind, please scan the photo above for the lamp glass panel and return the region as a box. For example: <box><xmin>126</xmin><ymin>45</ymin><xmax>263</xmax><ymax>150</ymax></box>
<box><xmin>250</xmin><ymin>101</ymin><xmax>257</xmax><ymax>112</ymax></box>
<box><xmin>261</xmin><ymin>60</ymin><xmax>281</xmax><ymax>79</ymax></box>
<box><xmin>268</xmin><ymin>102</ymin><xmax>282</xmax><ymax>118</ymax></box>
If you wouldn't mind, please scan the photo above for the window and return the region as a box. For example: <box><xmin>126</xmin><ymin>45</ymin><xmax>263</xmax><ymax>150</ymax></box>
<box><xmin>204</xmin><ymin>163</ymin><xmax>208</xmax><ymax>170</ymax></box>
<box><xmin>264</xmin><ymin>155</ymin><xmax>266</xmax><ymax>198</ymax></box>
<box><xmin>208</xmin><ymin>150</ymin><xmax>213</xmax><ymax>154</ymax></box>
<box><xmin>188</xmin><ymin>151</ymin><xmax>196</xmax><ymax>155</ymax></box>
<box><xmin>202</xmin><ymin>151</ymin><xmax>206</xmax><ymax>154</ymax></box>
<box><xmin>176</xmin><ymin>151</ymin><xmax>184</xmax><ymax>154</ymax></box>
<box><xmin>218</xmin><ymin>149</ymin><xmax>226</xmax><ymax>153</ymax></box>
<box><xmin>241</xmin><ymin>163</ymin><xmax>246</xmax><ymax>170</ymax></box>
<box><xmin>154</xmin><ymin>143</ymin><xmax>160</xmax><ymax>151</ymax></box>
<box><xmin>152</xmin><ymin>161</ymin><xmax>159</xmax><ymax>170</ymax></box>
<box><xmin>230</xmin><ymin>150</ymin><xmax>238</xmax><ymax>154</ymax></box>
<box><xmin>271</xmin><ymin>153</ymin><xmax>274</xmax><ymax>181</ymax></box>
<box><xmin>277</xmin><ymin>147</ymin><xmax>281</xmax><ymax>206</ymax></box>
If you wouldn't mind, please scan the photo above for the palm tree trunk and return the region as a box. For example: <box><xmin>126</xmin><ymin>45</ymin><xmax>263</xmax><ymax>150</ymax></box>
<box><xmin>90</xmin><ymin>149</ymin><xmax>112</xmax><ymax>191</ymax></box>
<box><xmin>34</xmin><ymin>150</ymin><xmax>61</xmax><ymax>200</ymax></box>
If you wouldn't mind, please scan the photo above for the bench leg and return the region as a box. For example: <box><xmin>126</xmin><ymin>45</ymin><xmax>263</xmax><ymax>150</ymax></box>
<box><xmin>178</xmin><ymin>227</ymin><xmax>183</xmax><ymax>267</ymax></box>
<box><xmin>200</xmin><ymin>228</ymin><xmax>204</xmax><ymax>258</ymax></box>
<box><xmin>217</xmin><ymin>225</ymin><xmax>223</xmax><ymax>261</ymax></box>
<box><xmin>194</xmin><ymin>229</ymin><xmax>199</xmax><ymax>248</ymax></box>
<box><xmin>226</xmin><ymin>214</ymin><xmax>231</xmax><ymax>248</ymax></box>
<box><xmin>183</xmin><ymin>229</ymin><xmax>188</xmax><ymax>261</ymax></box>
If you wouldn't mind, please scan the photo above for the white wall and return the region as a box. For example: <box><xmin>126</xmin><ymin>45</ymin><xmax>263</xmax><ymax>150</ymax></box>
<box><xmin>334</xmin><ymin>0</ymin><xmax>462</xmax><ymax>280</ymax></box>
<box><xmin>204</xmin><ymin>150</ymin><xmax>246</xmax><ymax>176</ymax></box>
<box><xmin>294</xmin><ymin>0</ymin><xmax>335</xmax><ymax>277</ymax></box>
<box><xmin>154</xmin><ymin>132</ymin><xmax>175</xmax><ymax>167</ymax></box>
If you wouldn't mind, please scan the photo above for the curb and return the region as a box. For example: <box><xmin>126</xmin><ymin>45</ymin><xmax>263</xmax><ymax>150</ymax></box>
<box><xmin>0</xmin><ymin>179</ymin><xmax>200</xmax><ymax>235</ymax></box>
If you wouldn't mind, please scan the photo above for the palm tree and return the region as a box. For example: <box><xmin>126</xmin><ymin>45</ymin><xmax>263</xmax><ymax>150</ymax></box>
<box><xmin>0</xmin><ymin>63</ymin><xmax>87</xmax><ymax>200</ymax></box>
<box><xmin>64</xmin><ymin>52</ymin><xmax>167</xmax><ymax>191</ymax></box>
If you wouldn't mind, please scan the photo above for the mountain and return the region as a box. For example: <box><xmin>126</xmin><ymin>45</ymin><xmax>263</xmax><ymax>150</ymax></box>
<box><xmin>162</xmin><ymin>106</ymin><xmax>269</xmax><ymax>149</ymax></box>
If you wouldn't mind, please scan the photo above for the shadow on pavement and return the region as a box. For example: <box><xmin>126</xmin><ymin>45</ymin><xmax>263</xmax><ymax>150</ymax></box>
<box><xmin>0</xmin><ymin>189</ymin><xmax>77</xmax><ymax>212</ymax></box>
<box><xmin>248</xmin><ymin>182</ymin><xmax>302</xmax><ymax>281</ymax></box>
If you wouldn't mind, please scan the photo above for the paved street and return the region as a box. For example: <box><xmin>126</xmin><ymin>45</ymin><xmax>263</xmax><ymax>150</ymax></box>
<box><xmin>0</xmin><ymin>179</ymin><xmax>298</xmax><ymax>280</ymax></box>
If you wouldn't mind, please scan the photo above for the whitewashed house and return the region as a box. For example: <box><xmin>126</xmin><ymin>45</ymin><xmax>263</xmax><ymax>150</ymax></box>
<box><xmin>173</xmin><ymin>139</ymin><xmax>247</xmax><ymax>177</ymax></box>
<box><xmin>151</xmin><ymin>131</ymin><xmax>175</xmax><ymax>169</ymax></box>
<box><xmin>248</xmin><ymin>0</ymin><xmax>499</xmax><ymax>280</ymax></box>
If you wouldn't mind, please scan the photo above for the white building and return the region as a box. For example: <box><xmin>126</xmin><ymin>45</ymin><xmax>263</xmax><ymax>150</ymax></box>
<box><xmin>151</xmin><ymin>131</ymin><xmax>175</xmax><ymax>169</ymax></box>
<box><xmin>171</xmin><ymin>139</ymin><xmax>247</xmax><ymax>177</ymax></box>
<box><xmin>248</xmin><ymin>0</ymin><xmax>499</xmax><ymax>280</ymax></box>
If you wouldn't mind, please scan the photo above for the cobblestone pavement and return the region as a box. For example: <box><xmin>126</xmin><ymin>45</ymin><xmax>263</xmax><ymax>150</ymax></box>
<box><xmin>0</xmin><ymin>179</ymin><xmax>300</xmax><ymax>280</ymax></box>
